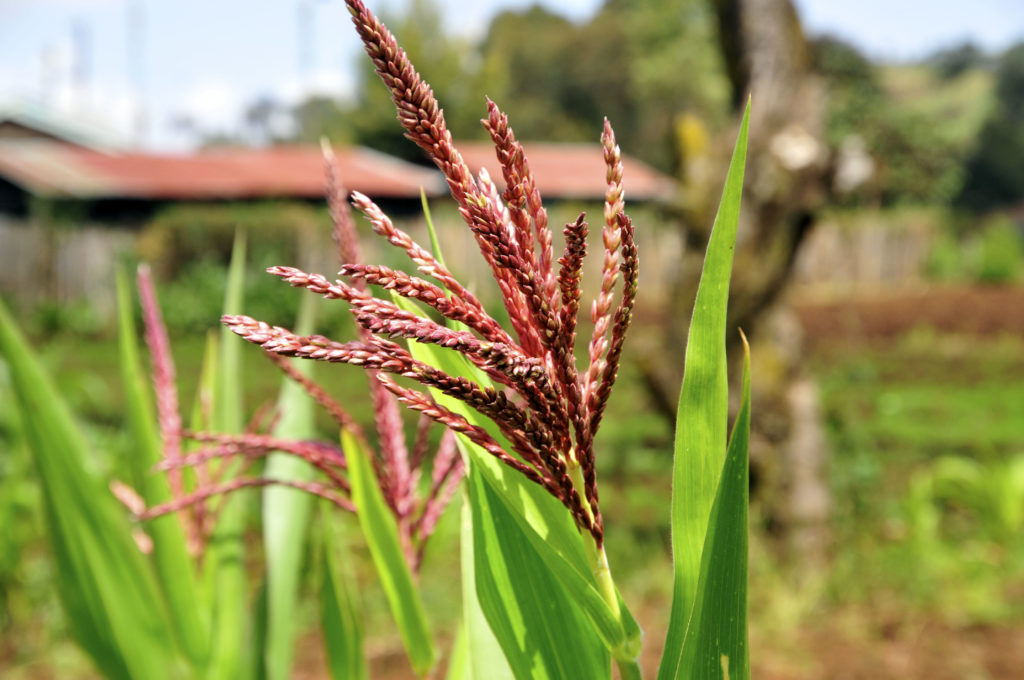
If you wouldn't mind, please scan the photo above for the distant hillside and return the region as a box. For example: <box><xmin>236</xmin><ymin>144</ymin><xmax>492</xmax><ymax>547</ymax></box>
<box><xmin>879</xmin><ymin>64</ymin><xmax>996</xmax><ymax>153</ymax></box>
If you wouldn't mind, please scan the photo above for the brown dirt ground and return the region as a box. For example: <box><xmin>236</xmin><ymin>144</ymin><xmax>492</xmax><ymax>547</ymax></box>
<box><xmin>793</xmin><ymin>284</ymin><xmax>1024</xmax><ymax>346</ymax></box>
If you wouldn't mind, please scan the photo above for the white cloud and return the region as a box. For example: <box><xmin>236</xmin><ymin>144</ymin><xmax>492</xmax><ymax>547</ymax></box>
<box><xmin>179</xmin><ymin>79</ymin><xmax>245</xmax><ymax>131</ymax></box>
<box><xmin>277</xmin><ymin>66</ymin><xmax>355</xmax><ymax>106</ymax></box>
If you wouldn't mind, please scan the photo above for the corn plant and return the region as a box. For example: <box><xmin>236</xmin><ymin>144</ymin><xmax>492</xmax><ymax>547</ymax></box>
<box><xmin>0</xmin><ymin>1</ymin><xmax>751</xmax><ymax>678</ymax></box>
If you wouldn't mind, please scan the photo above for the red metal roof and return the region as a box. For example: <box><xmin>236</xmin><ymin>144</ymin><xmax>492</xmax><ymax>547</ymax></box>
<box><xmin>455</xmin><ymin>141</ymin><xmax>676</xmax><ymax>202</ymax></box>
<box><xmin>0</xmin><ymin>141</ymin><xmax>445</xmax><ymax>200</ymax></box>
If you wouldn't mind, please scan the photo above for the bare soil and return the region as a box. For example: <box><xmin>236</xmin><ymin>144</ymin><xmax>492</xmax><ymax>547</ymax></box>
<box><xmin>793</xmin><ymin>284</ymin><xmax>1024</xmax><ymax>346</ymax></box>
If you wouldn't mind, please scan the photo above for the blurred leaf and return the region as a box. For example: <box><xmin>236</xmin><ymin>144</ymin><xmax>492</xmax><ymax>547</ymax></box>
<box><xmin>659</xmin><ymin>101</ymin><xmax>749</xmax><ymax>680</ymax></box>
<box><xmin>320</xmin><ymin>505</ymin><xmax>369</xmax><ymax>680</ymax></box>
<box><xmin>262</xmin><ymin>293</ymin><xmax>319</xmax><ymax>680</ymax></box>
<box><xmin>344</xmin><ymin>428</ymin><xmax>435</xmax><ymax>676</ymax></box>
<box><xmin>444</xmin><ymin>622</ymin><xmax>470</xmax><ymax>680</ymax></box>
<box><xmin>676</xmin><ymin>335</ymin><xmax>751</xmax><ymax>679</ymax></box>
<box><xmin>204</xmin><ymin>230</ymin><xmax>253</xmax><ymax>679</ymax></box>
<box><xmin>0</xmin><ymin>298</ymin><xmax>180</xmax><ymax>679</ymax></box>
<box><xmin>116</xmin><ymin>266</ymin><xmax>210</xmax><ymax>668</ymax></box>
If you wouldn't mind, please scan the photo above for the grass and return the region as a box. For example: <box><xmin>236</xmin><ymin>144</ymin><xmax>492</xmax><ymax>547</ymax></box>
<box><xmin>812</xmin><ymin>330</ymin><xmax>1024</xmax><ymax>624</ymax></box>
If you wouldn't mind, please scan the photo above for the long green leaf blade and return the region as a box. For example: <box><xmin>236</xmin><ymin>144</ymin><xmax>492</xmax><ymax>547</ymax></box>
<box><xmin>676</xmin><ymin>334</ymin><xmax>751</xmax><ymax>679</ymax></box>
<box><xmin>320</xmin><ymin>504</ymin><xmax>369</xmax><ymax>680</ymax></box>
<box><xmin>659</xmin><ymin>101</ymin><xmax>750</xmax><ymax>680</ymax></box>
<box><xmin>344</xmin><ymin>428</ymin><xmax>435</xmax><ymax>676</ymax></box>
<box><xmin>262</xmin><ymin>293</ymin><xmax>319</xmax><ymax>680</ymax></box>
<box><xmin>0</xmin><ymin>299</ymin><xmax>179</xmax><ymax>679</ymax></box>
<box><xmin>457</xmin><ymin>497</ymin><xmax>513</xmax><ymax>680</ymax></box>
<box><xmin>116</xmin><ymin>267</ymin><xmax>210</xmax><ymax>668</ymax></box>
<box><xmin>468</xmin><ymin>466</ymin><xmax>610</xmax><ymax>680</ymax></box>
<box><xmin>205</xmin><ymin>230</ymin><xmax>253</xmax><ymax>679</ymax></box>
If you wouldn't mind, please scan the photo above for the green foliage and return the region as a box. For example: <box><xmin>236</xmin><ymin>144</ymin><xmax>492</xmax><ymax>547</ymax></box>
<box><xmin>202</xmin><ymin>232</ymin><xmax>251</xmax><ymax>679</ymax></box>
<box><xmin>0</xmin><ymin>299</ymin><xmax>182</xmax><ymax>679</ymax></box>
<box><xmin>660</xmin><ymin>102</ymin><xmax>749</xmax><ymax>680</ymax></box>
<box><xmin>138</xmin><ymin>202</ymin><xmax>323</xmax><ymax>279</ymax></box>
<box><xmin>957</xmin><ymin>42</ymin><xmax>1024</xmax><ymax>211</ymax></box>
<box><xmin>974</xmin><ymin>215</ymin><xmax>1023</xmax><ymax>283</ymax></box>
<box><xmin>261</xmin><ymin>294</ymin><xmax>319</xmax><ymax>680</ymax></box>
<box><xmin>813</xmin><ymin>37</ymin><xmax>988</xmax><ymax>205</ymax></box>
<box><xmin>29</xmin><ymin>300</ymin><xmax>105</xmax><ymax>339</ymax></box>
<box><xmin>817</xmin><ymin>333</ymin><xmax>1024</xmax><ymax>623</ymax></box>
<box><xmin>923</xmin><ymin>214</ymin><xmax>1023</xmax><ymax>284</ymax></box>
<box><xmin>478</xmin><ymin>0</ymin><xmax>729</xmax><ymax>172</ymax></box>
<box><xmin>319</xmin><ymin>507</ymin><xmax>369</xmax><ymax>680</ymax></box>
<box><xmin>674</xmin><ymin>340</ymin><xmax>750</xmax><ymax>679</ymax></box>
<box><xmin>927</xmin><ymin>42</ymin><xmax>988</xmax><ymax>81</ymax></box>
<box><xmin>345</xmin><ymin>429</ymin><xmax>435</xmax><ymax>677</ymax></box>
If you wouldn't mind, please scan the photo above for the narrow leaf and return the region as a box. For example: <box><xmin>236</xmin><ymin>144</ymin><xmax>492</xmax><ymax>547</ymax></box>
<box><xmin>458</xmin><ymin>491</ymin><xmax>513</xmax><ymax>680</ymax></box>
<box><xmin>262</xmin><ymin>293</ymin><xmax>319</xmax><ymax>680</ymax></box>
<box><xmin>116</xmin><ymin>267</ymin><xmax>210</xmax><ymax>667</ymax></box>
<box><xmin>468</xmin><ymin>465</ymin><xmax>610</xmax><ymax>680</ymax></box>
<box><xmin>205</xmin><ymin>230</ymin><xmax>253</xmax><ymax>679</ymax></box>
<box><xmin>659</xmin><ymin>101</ymin><xmax>750</xmax><ymax>680</ymax></box>
<box><xmin>0</xmin><ymin>299</ymin><xmax>180</xmax><ymax>679</ymax></box>
<box><xmin>676</xmin><ymin>333</ymin><xmax>751</xmax><ymax>679</ymax></box>
<box><xmin>345</xmin><ymin>428</ymin><xmax>435</xmax><ymax>676</ymax></box>
<box><xmin>320</xmin><ymin>504</ymin><xmax>369</xmax><ymax>680</ymax></box>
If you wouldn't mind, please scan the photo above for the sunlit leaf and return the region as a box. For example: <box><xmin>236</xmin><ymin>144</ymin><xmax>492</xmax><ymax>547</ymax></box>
<box><xmin>345</xmin><ymin>428</ymin><xmax>435</xmax><ymax>676</ymax></box>
<box><xmin>320</xmin><ymin>504</ymin><xmax>369</xmax><ymax>680</ymax></box>
<box><xmin>676</xmin><ymin>334</ymin><xmax>751</xmax><ymax>679</ymax></box>
<box><xmin>0</xmin><ymin>299</ymin><xmax>181</xmax><ymax>679</ymax></box>
<box><xmin>659</xmin><ymin>101</ymin><xmax>750</xmax><ymax>680</ymax></box>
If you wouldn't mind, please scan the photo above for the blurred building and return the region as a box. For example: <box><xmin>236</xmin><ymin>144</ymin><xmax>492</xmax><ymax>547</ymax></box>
<box><xmin>0</xmin><ymin>105</ymin><xmax>675</xmax><ymax>321</ymax></box>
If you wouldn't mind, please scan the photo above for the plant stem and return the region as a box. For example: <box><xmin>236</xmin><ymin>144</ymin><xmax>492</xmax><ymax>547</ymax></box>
<box><xmin>616</xmin><ymin>657</ymin><xmax>644</xmax><ymax>680</ymax></box>
<box><xmin>568</xmin><ymin>463</ymin><xmax>621</xmax><ymax>618</ymax></box>
<box><xmin>568</xmin><ymin>462</ymin><xmax>644</xmax><ymax>676</ymax></box>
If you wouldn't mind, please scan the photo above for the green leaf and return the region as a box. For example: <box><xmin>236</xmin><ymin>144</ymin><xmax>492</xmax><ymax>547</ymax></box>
<box><xmin>204</xmin><ymin>230</ymin><xmax>254</xmax><ymax>679</ymax></box>
<box><xmin>392</xmin><ymin>318</ymin><xmax>620</xmax><ymax>677</ymax></box>
<box><xmin>262</xmin><ymin>294</ymin><xmax>319</xmax><ymax>680</ymax></box>
<box><xmin>659</xmin><ymin>101</ymin><xmax>750</xmax><ymax>680</ymax></box>
<box><xmin>0</xmin><ymin>298</ymin><xmax>180</xmax><ymax>679</ymax></box>
<box><xmin>444</xmin><ymin>622</ymin><xmax>470</xmax><ymax>680</ymax></box>
<box><xmin>421</xmin><ymin>187</ymin><xmax>446</xmax><ymax>268</ymax></box>
<box><xmin>468</xmin><ymin>465</ymin><xmax>610</xmax><ymax>680</ymax></box>
<box><xmin>457</xmin><ymin>491</ymin><xmax>513</xmax><ymax>680</ymax></box>
<box><xmin>676</xmin><ymin>334</ymin><xmax>751</xmax><ymax>679</ymax></box>
<box><xmin>344</xmin><ymin>428</ymin><xmax>435</xmax><ymax>676</ymax></box>
<box><xmin>116</xmin><ymin>266</ymin><xmax>210</xmax><ymax>668</ymax></box>
<box><xmin>320</xmin><ymin>505</ymin><xmax>369</xmax><ymax>680</ymax></box>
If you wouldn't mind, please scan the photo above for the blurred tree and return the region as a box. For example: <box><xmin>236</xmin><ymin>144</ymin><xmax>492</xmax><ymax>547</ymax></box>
<box><xmin>479</xmin><ymin>0</ymin><xmax>730</xmax><ymax>172</ymax></box>
<box><xmin>812</xmin><ymin>36</ymin><xmax>966</xmax><ymax>205</ymax></box>
<box><xmin>290</xmin><ymin>95</ymin><xmax>352</xmax><ymax>145</ymax></box>
<box><xmin>928</xmin><ymin>41</ymin><xmax>988</xmax><ymax>81</ymax></box>
<box><xmin>478</xmin><ymin>6</ymin><xmax>618</xmax><ymax>143</ymax></box>
<box><xmin>243</xmin><ymin>95</ymin><xmax>291</xmax><ymax>145</ymax></box>
<box><xmin>957</xmin><ymin>42</ymin><xmax>1024</xmax><ymax>212</ymax></box>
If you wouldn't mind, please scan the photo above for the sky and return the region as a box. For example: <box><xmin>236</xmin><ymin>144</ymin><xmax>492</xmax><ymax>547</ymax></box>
<box><xmin>0</xmin><ymin>0</ymin><xmax>1021</xmax><ymax>150</ymax></box>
